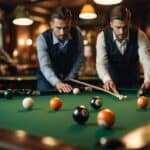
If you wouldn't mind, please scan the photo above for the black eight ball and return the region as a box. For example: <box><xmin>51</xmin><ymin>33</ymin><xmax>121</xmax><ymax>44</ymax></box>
<box><xmin>4</xmin><ymin>89</ymin><xmax>13</xmax><ymax>99</ymax></box>
<box><xmin>72</xmin><ymin>105</ymin><xmax>89</xmax><ymax>124</ymax></box>
<box><xmin>90</xmin><ymin>96</ymin><xmax>103</xmax><ymax>109</ymax></box>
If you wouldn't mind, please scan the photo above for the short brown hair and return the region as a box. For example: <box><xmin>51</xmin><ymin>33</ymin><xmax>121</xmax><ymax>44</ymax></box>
<box><xmin>110</xmin><ymin>5</ymin><xmax>131</xmax><ymax>21</ymax></box>
<box><xmin>50</xmin><ymin>7</ymin><xmax>72</xmax><ymax>21</ymax></box>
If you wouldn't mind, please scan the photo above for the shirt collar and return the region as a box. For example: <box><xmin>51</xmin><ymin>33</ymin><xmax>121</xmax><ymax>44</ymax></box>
<box><xmin>52</xmin><ymin>32</ymin><xmax>72</xmax><ymax>45</ymax></box>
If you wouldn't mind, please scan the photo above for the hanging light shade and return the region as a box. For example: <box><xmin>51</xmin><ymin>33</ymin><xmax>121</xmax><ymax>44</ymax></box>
<box><xmin>79</xmin><ymin>3</ymin><xmax>97</xmax><ymax>19</ymax></box>
<box><xmin>94</xmin><ymin>0</ymin><xmax>122</xmax><ymax>5</ymax></box>
<box><xmin>13</xmin><ymin>6</ymin><xmax>33</xmax><ymax>26</ymax></box>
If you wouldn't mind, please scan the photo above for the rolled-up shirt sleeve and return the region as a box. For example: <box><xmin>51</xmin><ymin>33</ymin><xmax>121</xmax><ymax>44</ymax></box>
<box><xmin>67</xmin><ymin>29</ymin><xmax>84</xmax><ymax>79</ymax></box>
<box><xmin>138</xmin><ymin>30</ymin><xmax>150</xmax><ymax>82</ymax></box>
<box><xmin>96</xmin><ymin>31</ymin><xmax>112</xmax><ymax>83</ymax></box>
<box><xmin>36</xmin><ymin>35</ymin><xmax>60</xmax><ymax>86</ymax></box>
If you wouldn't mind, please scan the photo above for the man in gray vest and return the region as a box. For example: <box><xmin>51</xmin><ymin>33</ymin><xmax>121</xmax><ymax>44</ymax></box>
<box><xmin>36</xmin><ymin>7</ymin><xmax>83</xmax><ymax>93</ymax></box>
<box><xmin>96</xmin><ymin>5</ymin><xmax>150</xmax><ymax>93</ymax></box>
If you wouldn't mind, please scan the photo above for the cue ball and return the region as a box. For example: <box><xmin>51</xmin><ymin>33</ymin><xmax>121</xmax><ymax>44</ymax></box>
<box><xmin>22</xmin><ymin>97</ymin><xmax>34</xmax><ymax>109</ymax></box>
<box><xmin>137</xmin><ymin>96</ymin><xmax>149</xmax><ymax>109</ymax></box>
<box><xmin>50</xmin><ymin>97</ymin><xmax>62</xmax><ymax>110</ymax></box>
<box><xmin>72</xmin><ymin>105</ymin><xmax>89</xmax><ymax>124</ymax></box>
<box><xmin>73</xmin><ymin>88</ymin><xmax>80</xmax><ymax>95</ymax></box>
<box><xmin>96</xmin><ymin>108</ymin><xmax>115</xmax><ymax>128</ymax></box>
<box><xmin>90</xmin><ymin>96</ymin><xmax>103</xmax><ymax>109</ymax></box>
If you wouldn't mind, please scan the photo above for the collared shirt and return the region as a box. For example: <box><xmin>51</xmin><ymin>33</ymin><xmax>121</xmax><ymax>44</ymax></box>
<box><xmin>112</xmin><ymin>32</ymin><xmax>129</xmax><ymax>55</ymax></box>
<box><xmin>96</xmin><ymin>29</ymin><xmax>150</xmax><ymax>83</ymax></box>
<box><xmin>52</xmin><ymin>32</ymin><xmax>72</xmax><ymax>49</ymax></box>
<box><xmin>36</xmin><ymin>28</ymin><xmax>83</xmax><ymax>86</ymax></box>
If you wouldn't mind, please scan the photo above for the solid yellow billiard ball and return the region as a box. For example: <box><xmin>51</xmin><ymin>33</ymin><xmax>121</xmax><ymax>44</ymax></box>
<box><xmin>22</xmin><ymin>97</ymin><xmax>34</xmax><ymax>109</ymax></box>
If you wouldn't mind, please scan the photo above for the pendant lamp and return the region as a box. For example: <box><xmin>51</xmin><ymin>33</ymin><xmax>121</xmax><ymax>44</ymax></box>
<box><xmin>79</xmin><ymin>3</ymin><xmax>97</xmax><ymax>19</ymax></box>
<box><xmin>94</xmin><ymin>0</ymin><xmax>122</xmax><ymax>5</ymax></box>
<box><xmin>13</xmin><ymin>6</ymin><xmax>33</xmax><ymax>26</ymax></box>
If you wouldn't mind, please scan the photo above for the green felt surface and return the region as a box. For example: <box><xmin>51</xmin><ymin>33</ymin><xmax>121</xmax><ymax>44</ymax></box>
<box><xmin>0</xmin><ymin>90</ymin><xmax>150</xmax><ymax>149</ymax></box>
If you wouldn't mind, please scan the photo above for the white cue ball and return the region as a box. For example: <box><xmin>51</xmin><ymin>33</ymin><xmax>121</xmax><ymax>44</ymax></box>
<box><xmin>22</xmin><ymin>97</ymin><xmax>34</xmax><ymax>109</ymax></box>
<box><xmin>73</xmin><ymin>88</ymin><xmax>80</xmax><ymax>95</ymax></box>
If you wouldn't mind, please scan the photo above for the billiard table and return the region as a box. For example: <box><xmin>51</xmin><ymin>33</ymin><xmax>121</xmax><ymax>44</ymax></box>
<box><xmin>0</xmin><ymin>89</ymin><xmax>149</xmax><ymax>149</ymax></box>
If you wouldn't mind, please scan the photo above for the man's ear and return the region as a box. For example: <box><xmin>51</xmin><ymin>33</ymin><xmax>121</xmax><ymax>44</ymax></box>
<box><xmin>110</xmin><ymin>21</ymin><xmax>113</xmax><ymax>28</ymax></box>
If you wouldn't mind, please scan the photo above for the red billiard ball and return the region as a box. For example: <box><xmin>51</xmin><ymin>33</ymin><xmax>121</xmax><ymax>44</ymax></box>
<box><xmin>137</xmin><ymin>96</ymin><xmax>149</xmax><ymax>109</ymax></box>
<box><xmin>50</xmin><ymin>97</ymin><xmax>62</xmax><ymax>110</ymax></box>
<box><xmin>96</xmin><ymin>108</ymin><xmax>115</xmax><ymax>128</ymax></box>
<box><xmin>72</xmin><ymin>105</ymin><xmax>89</xmax><ymax>124</ymax></box>
<box><xmin>90</xmin><ymin>96</ymin><xmax>103</xmax><ymax>109</ymax></box>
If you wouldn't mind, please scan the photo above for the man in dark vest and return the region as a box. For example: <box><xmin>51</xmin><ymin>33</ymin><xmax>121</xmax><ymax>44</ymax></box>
<box><xmin>36</xmin><ymin>7</ymin><xmax>83</xmax><ymax>93</ymax></box>
<box><xmin>96</xmin><ymin>5</ymin><xmax>150</xmax><ymax>93</ymax></box>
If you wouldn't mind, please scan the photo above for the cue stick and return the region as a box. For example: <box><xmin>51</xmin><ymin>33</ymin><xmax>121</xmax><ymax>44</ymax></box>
<box><xmin>69</xmin><ymin>78</ymin><xmax>127</xmax><ymax>100</ymax></box>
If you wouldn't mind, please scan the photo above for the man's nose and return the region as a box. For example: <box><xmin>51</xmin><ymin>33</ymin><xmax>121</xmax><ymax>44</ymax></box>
<box><xmin>119</xmin><ymin>28</ymin><xmax>124</xmax><ymax>34</ymax></box>
<box><xmin>60</xmin><ymin>29</ymin><xmax>65</xmax><ymax>34</ymax></box>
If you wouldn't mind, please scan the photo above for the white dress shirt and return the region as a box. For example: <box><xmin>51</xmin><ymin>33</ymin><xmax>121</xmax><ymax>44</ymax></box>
<box><xmin>96</xmin><ymin>29</ymin><xmax>150</xmax><ymax>83</ymax></box>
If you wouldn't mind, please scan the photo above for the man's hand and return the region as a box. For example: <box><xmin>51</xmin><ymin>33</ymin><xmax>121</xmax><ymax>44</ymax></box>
<box><xmin>103</xmin><ymin>80</ymin><xmax>118</xmax><ymax>94</ymax></box>
<box><xmin>55</xmin><ymin>81</ymin><xmax>73</xmax><ymax>93</ymax></box>
<box><xmin>141</xmin><ymin>81</ymin><xmax>150</xmax><ymax>91</ymax></box>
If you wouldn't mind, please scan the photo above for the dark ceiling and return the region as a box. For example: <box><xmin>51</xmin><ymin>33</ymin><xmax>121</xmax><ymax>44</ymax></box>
<box><xmin>0</xmin><ymin>0</ymin><xmax>150</xmax><ymax>26</ymax></box>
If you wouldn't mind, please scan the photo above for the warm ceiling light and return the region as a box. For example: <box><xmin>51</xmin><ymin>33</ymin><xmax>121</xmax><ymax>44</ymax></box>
<box><xmin>13</xmin><ymin>6</ymin><xmax>33</xmax><ymax>26</ymax></box>
<box><xmin>79</xmin><ymin>3</ymin><xmax>97</xmax><ymax>19</ymax></box>
<box><xmin>94</xmin><ymin>0</ymin><xmax>122</xmax><ymax>5</ymax></box>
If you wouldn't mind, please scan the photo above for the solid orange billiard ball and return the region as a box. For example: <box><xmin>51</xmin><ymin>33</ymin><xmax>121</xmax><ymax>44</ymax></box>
<box><xmin>96</xmin><ymin>108</ymin><xmax>115</xmax><ymax>128</ymax></box>
<box><xmin>137</xmin><ymin>96</ymin><xmax>149</xmax><ymax>109</ymax></box>
<box><xmin>50</xmin><ymin>97</ymin><xmax>62</xmax><ymax>110</ymax></box>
